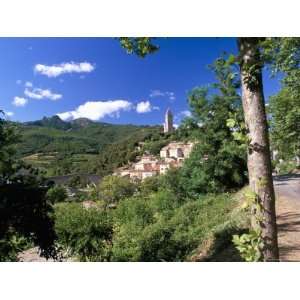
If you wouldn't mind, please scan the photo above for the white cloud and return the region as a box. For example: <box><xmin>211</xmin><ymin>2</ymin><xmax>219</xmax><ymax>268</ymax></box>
<box><xmin>149</xmin><ymin>90</ymin><xmax>176</xmax><ymax>101</ymax></box>
<box><xmin>136</xmin><ymin>101</ymin><xmax>159</xmax><ymax>113</ymax></box>
<box><xmin>25</xmin><ymin>81</ymin><xmax>33</xmax><ymax>87</ymax></box>
<box><xmin>34</xmin><ymin>61</ymin><xmax>95</xmax><ymax>78</ymax></box>
<box><xmin>4</xmin><ymin>111</ymin><xmax>14</xmax><ymax>117</ymax></box>
<box><xmin>12</xmin><ymin>96</ymin><xmax>28</xmax><ymax>107</ymax></box>
<box><xmin>180</xmin><ymin>110</ymin><xmax>192</xmax><ymax>117</ymax></box>
<box><xmin>24</xmin><ymin>87</ymin><xmax>62</xmax><ymax>101</ymax></box>
<box><xmin>149</xmin><ymin>90</ymin><xmax>165</xmax><ymax>97</ymax></box>
<box><xmin>57</xmin><ymin>100</ymin><xmax>132</xmax><ymax>121</ymax></box>
<box><xmin>136</xmin><ymin>101</ymin><xmax>152</xmax><ymax>113</ymax></box>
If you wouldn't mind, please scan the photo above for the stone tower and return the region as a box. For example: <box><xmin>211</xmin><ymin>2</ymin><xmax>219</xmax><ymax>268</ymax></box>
<box><xmin>164</xmin><ymin>108</ymin><xmax>174</xmax><ymax>133</ymax></box>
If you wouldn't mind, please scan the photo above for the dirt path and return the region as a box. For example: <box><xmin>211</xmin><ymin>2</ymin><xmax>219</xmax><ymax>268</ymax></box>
<box><xmin>18</xmin><ymin>247</ymin><xmax>56</xmax><ymax>262</ymax></box>
<box><xmin>17</xmin><ymin>247</ymin><xmax>73</xmax><ymax>262</ymax></box>
<box><xmin>274</xmin><ymin>173</ymin><xmax>300</xmax><ymax>261</ymax></box>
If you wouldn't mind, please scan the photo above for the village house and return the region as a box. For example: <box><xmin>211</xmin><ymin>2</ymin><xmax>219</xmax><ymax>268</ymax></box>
<box><xmin>160</xmin><ymin>142</ymin><xmax>193</xmax><ymax>162</ymax></box>
<box><xmin>114</xmin><ymin>109</ymin><xmax>195</xmax><ymax>181</ymax></box>
<box><xmin>116</xmin><ymin>141</ymin><xmax>194</xmax><ymax>180</ymax></box>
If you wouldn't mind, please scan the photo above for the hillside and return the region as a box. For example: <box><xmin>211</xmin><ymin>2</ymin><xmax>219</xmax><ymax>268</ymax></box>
<box><xmin>15</xmin><ymin>116</ymin><xmax>162</xmax><ymax>176</ymax></box>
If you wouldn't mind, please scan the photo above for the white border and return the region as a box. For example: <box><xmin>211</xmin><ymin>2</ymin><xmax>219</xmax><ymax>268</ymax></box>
<box><xmin>0</xmin><ymin>0</ymin><xmax>299</xmax><ymax>36</ymax></box>
<box><xmin>1</xmin><ymin>262</ymin><xmax>299</xmax><ymax>300</ymax></box>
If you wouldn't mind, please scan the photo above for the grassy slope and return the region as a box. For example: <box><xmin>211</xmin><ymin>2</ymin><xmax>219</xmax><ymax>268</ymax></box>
<box><xmin>53</xmin><ymin>188</ymin><xmax>250</xmax><ymax>262</ymax></box>
<box><xmin>188</xmin><ymin>187</ymin><xmax>250</xmax><ymax>262</ymax></box>
<box><xmin>15</xmin><ymin>118</ymin><xmax>161</xmax><ymax>176</ymax></box>
<box><xmin>17</xmin><ymin>123</ymin><xmax>160</xmax><ymax>156</ymax></box>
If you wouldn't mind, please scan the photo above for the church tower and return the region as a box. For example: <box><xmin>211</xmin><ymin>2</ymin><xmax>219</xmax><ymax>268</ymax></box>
<box><xmin>164</xmin><ymin>108</ymin><xmax>174</xmax><ymax>133</ymax></box>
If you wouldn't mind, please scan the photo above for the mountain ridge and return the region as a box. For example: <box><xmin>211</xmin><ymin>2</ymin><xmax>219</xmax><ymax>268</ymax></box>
<box><xmin>17</xmin><ymin>115</ymin><xmax>162</xmax><ymax>155</ymax></box>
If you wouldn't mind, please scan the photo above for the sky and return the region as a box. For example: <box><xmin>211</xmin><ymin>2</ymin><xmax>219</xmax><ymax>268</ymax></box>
<box><xmin>0</xmin><ymin>38</ymin><xmax>281</xmax><ymax>126</ymax></box>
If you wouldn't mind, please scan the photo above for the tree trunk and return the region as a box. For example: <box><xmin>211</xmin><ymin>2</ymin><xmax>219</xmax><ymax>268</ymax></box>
<box><xmin>237</xmin><ymin>38</ymin><xmax>279</xmax><ymax>261</ymax></box>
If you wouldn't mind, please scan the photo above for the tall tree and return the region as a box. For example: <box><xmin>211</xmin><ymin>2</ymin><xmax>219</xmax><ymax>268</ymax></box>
<box><xmin>237</xmin><ymin>38</ymin><xmax>279</xmax><ymax>261</ymax></box>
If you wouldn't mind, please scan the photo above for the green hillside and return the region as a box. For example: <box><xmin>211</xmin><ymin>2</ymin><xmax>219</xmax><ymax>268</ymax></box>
<box><xmin>15</xmin><ymin>116</ymin><xmax>162</xmax><ymax>176</ymax></box>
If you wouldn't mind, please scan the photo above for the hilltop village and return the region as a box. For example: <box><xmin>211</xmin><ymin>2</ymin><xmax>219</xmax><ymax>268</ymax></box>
<box><xmin>115</xmin><ymin>108</ymin><xmax>194</xmax><ymax>180</ymax></box>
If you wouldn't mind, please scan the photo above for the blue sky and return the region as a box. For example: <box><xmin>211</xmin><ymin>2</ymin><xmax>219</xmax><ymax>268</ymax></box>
<box><xmin>0</xmin><ymin>38</ymin><xmax>281</xmax><ymax>126</ymax></box>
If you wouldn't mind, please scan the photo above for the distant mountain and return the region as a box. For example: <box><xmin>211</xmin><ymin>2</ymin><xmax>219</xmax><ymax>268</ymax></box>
<box><xmin>25</xmin><ymin>115</ymin><xmax>72</xmax><ymax>130</ymax></box>
<box><xmin>17</xmin><ymin>115</ymin><xmax>162</xmax><ymax>157</ymax></box>
<box><xmin>70</xmin><ymin>118</ymin><xmax>95</xmax><ymax>128</ymax></box>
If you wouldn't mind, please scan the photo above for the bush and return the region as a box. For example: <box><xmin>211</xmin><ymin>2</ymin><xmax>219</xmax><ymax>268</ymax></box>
<box><xmin>0</xmin><ymin>183</ymin><xmax>57</xmax><ymax>260</ymax></box>
<box><xmin>276</xmin><ymin>160</ymin><xmax>298</xmax><ymax>175</ymax></box>
<box><xmin>99</xmin><ymin>175</ymin><xmax>137</xmax><ymax>206</ymax></box>
<box><xmin>55</xmin><ymin>203</ymin><xmax>113</xmax><ymax>261</ymax></box>
<box><xmin>138</xmin><ymin>175</ymin><xmax>162</xmax><ymax>195</ymax></box>
<box><xmin>178</xmin><ymin>142</ymin><xmax>247</xmax><ymax>196</ymax></box>
<box><xmin>143</xmin><ymin>140</ymin><xmax>169</xmax><ymax>156</ymax></box>
<box><xmin>67</xmin><ymin>175</ymin><xmax>90</xmax><ymax>188</ymax></box>
<box><xmin>46</xmin><ymin>185</ymin><xmax>68</xmax><ymax>203</ymax></box>
<box><xmin>0</xmin><ymin>229</ymin><xmax>33</xmax><ymax>261</ymax></box>
<box><xmin>110</xmin><ymin>191</ymin><xmax>236</xmax><ymax>261</ymax></box>
<box><xmin>53</xmin><ymin>185</ymin><xmax>238</xmax><ymax>262</ymax></box>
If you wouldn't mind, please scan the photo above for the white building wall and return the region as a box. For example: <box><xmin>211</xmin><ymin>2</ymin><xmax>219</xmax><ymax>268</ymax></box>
<box><xmin>142</xmin><ymin>172</ymin><xmax>156</xmax><ymax>179</ymax></box>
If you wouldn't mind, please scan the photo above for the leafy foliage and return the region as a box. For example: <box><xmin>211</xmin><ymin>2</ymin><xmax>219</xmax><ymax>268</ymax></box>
<box><xmin>260</xmin><ymin>38</ymin><xmax>300</xmax><ymax>162</ymax></box>
<box><xmin>119</xmin><ymin>37</ymin><xmax>159</xmax><ymax>58</ymax></box>
<box><xmin>53</xmin><ymin>173</ymin><xmax>240</xmax><ymax>262</ymax></box>
<box><xmin>111</xmin><ymin>192</ymin><xmax>237</xmax><ymax>261</ymax></box>
<box><xmin>55</xmin><ymin>203</ymin><xmax>113</xmax><ymax>261</ymax></box>
<box><xmin>0</xmin><ymin>182</ymin><xmax>57</xmax><ymax>260</ymax></box>
<box><xmin>269</xmin><ymin>84</ymin><xmax>300</xmax><ymax>161</ymax></box>
<box><xmin>98</xmin><ymin>175</ymin><xmax>137</xmax><ymax>207</ymax></box>
<box><xmin>46</xmin><ymin>185</ymin><xmax>68</xmax><ymax>203</ymax></box>
<box><xmin>0</xmin><ymin>229</ymin><xmax>33</xmax><ymax>261</ymax></box>
<box><xmin>232</xmin><ymin>230</ymin><xmax>263</xmax><ymax>262</ymax></box>
<box><xmin>0</xmin><ymin>114</ymin><xmax>20</xmax><ymax>180</ymax></box>
<box><xmin>0</xmin><ymin>112</ymin><xmax>57</xmax><ymax>261</ymax></box>
<box><xmin>175</xmin><ymin>56</ymin><xmax>247</xmax><ymax>194</ymax></box>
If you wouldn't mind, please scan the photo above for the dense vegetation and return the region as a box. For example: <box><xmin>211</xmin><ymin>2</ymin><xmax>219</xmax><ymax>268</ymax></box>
<box><xmin>54</xmin><ymin>174</ymin><xmax>247</xmax><ymax>262</ymax></box>
<box><xmin>15</xmin><ymin>116</ymin><xmax>162</xmax><ymax>176</ymax></box>
<box><xmin>0</xmin><ymin>112</ymin><xmax>57</xmax><ymax>261</ymax></box>
<box><xmin>178</xmin><ymin>57</ymin><xmax>247</xmax><ymax>194</ymax></box>
<box><xmin>269</xmin><ymin>80</ymin><xmax>300</xmax><ymax>169</ymax></box>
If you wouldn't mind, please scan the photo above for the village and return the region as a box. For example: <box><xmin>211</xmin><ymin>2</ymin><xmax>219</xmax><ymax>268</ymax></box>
<box><xmin>114</xmin><ymin>108</ymin><xmax>194</xmax><ymax>180</ymax></box>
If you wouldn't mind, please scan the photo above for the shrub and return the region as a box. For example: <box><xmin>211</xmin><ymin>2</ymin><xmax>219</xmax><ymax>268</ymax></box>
<box><xmin>0</xmin><ymin>229</ymin><xmax>33</xmax><ymax>261</ymax></box>
<box><xmin>111</xmin><ymin>191</ymin><xmax>236</xmax><ymax>261</ymax></box>
<box><xmin>55</xmin><ymin>203</ymin><xmax>113</xmax><ymax>261</ymax></box>
<box><xmin>0</xmin><ymin>183</ymin><xmax>57</xmax><ymax>260</ymax></box>
<box><xmin>276</xmin><ymin>160</ymin><xmax>298</xmax><ymax>175</ymax></box>
<box><xmin>111</xmin><ymin>191</ymin><xmax>176</xmax><ymax>261</ymax></box>
<box><xmin>159</xmin><ymin>142</ymin><xmax>247</xmax><ymax>199</ymax></box>
<box><xmin>139</xmin><ymin>175</ymin><xmax>162</xmax><ymax>195</ymax></box>
<box><xmin>99</xmin><ymin>175</ymin><xmax>137</xmax><ymax>206</ymax></box>
<box><xmin>160</xmin><ymin>168</ymin><xmax>187</xmax><ymax>199</ymax></box>
<box><xmin>46</xmin><ymin>185</ymin><xmax>67</xmax><ymax>203</ymax></box>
